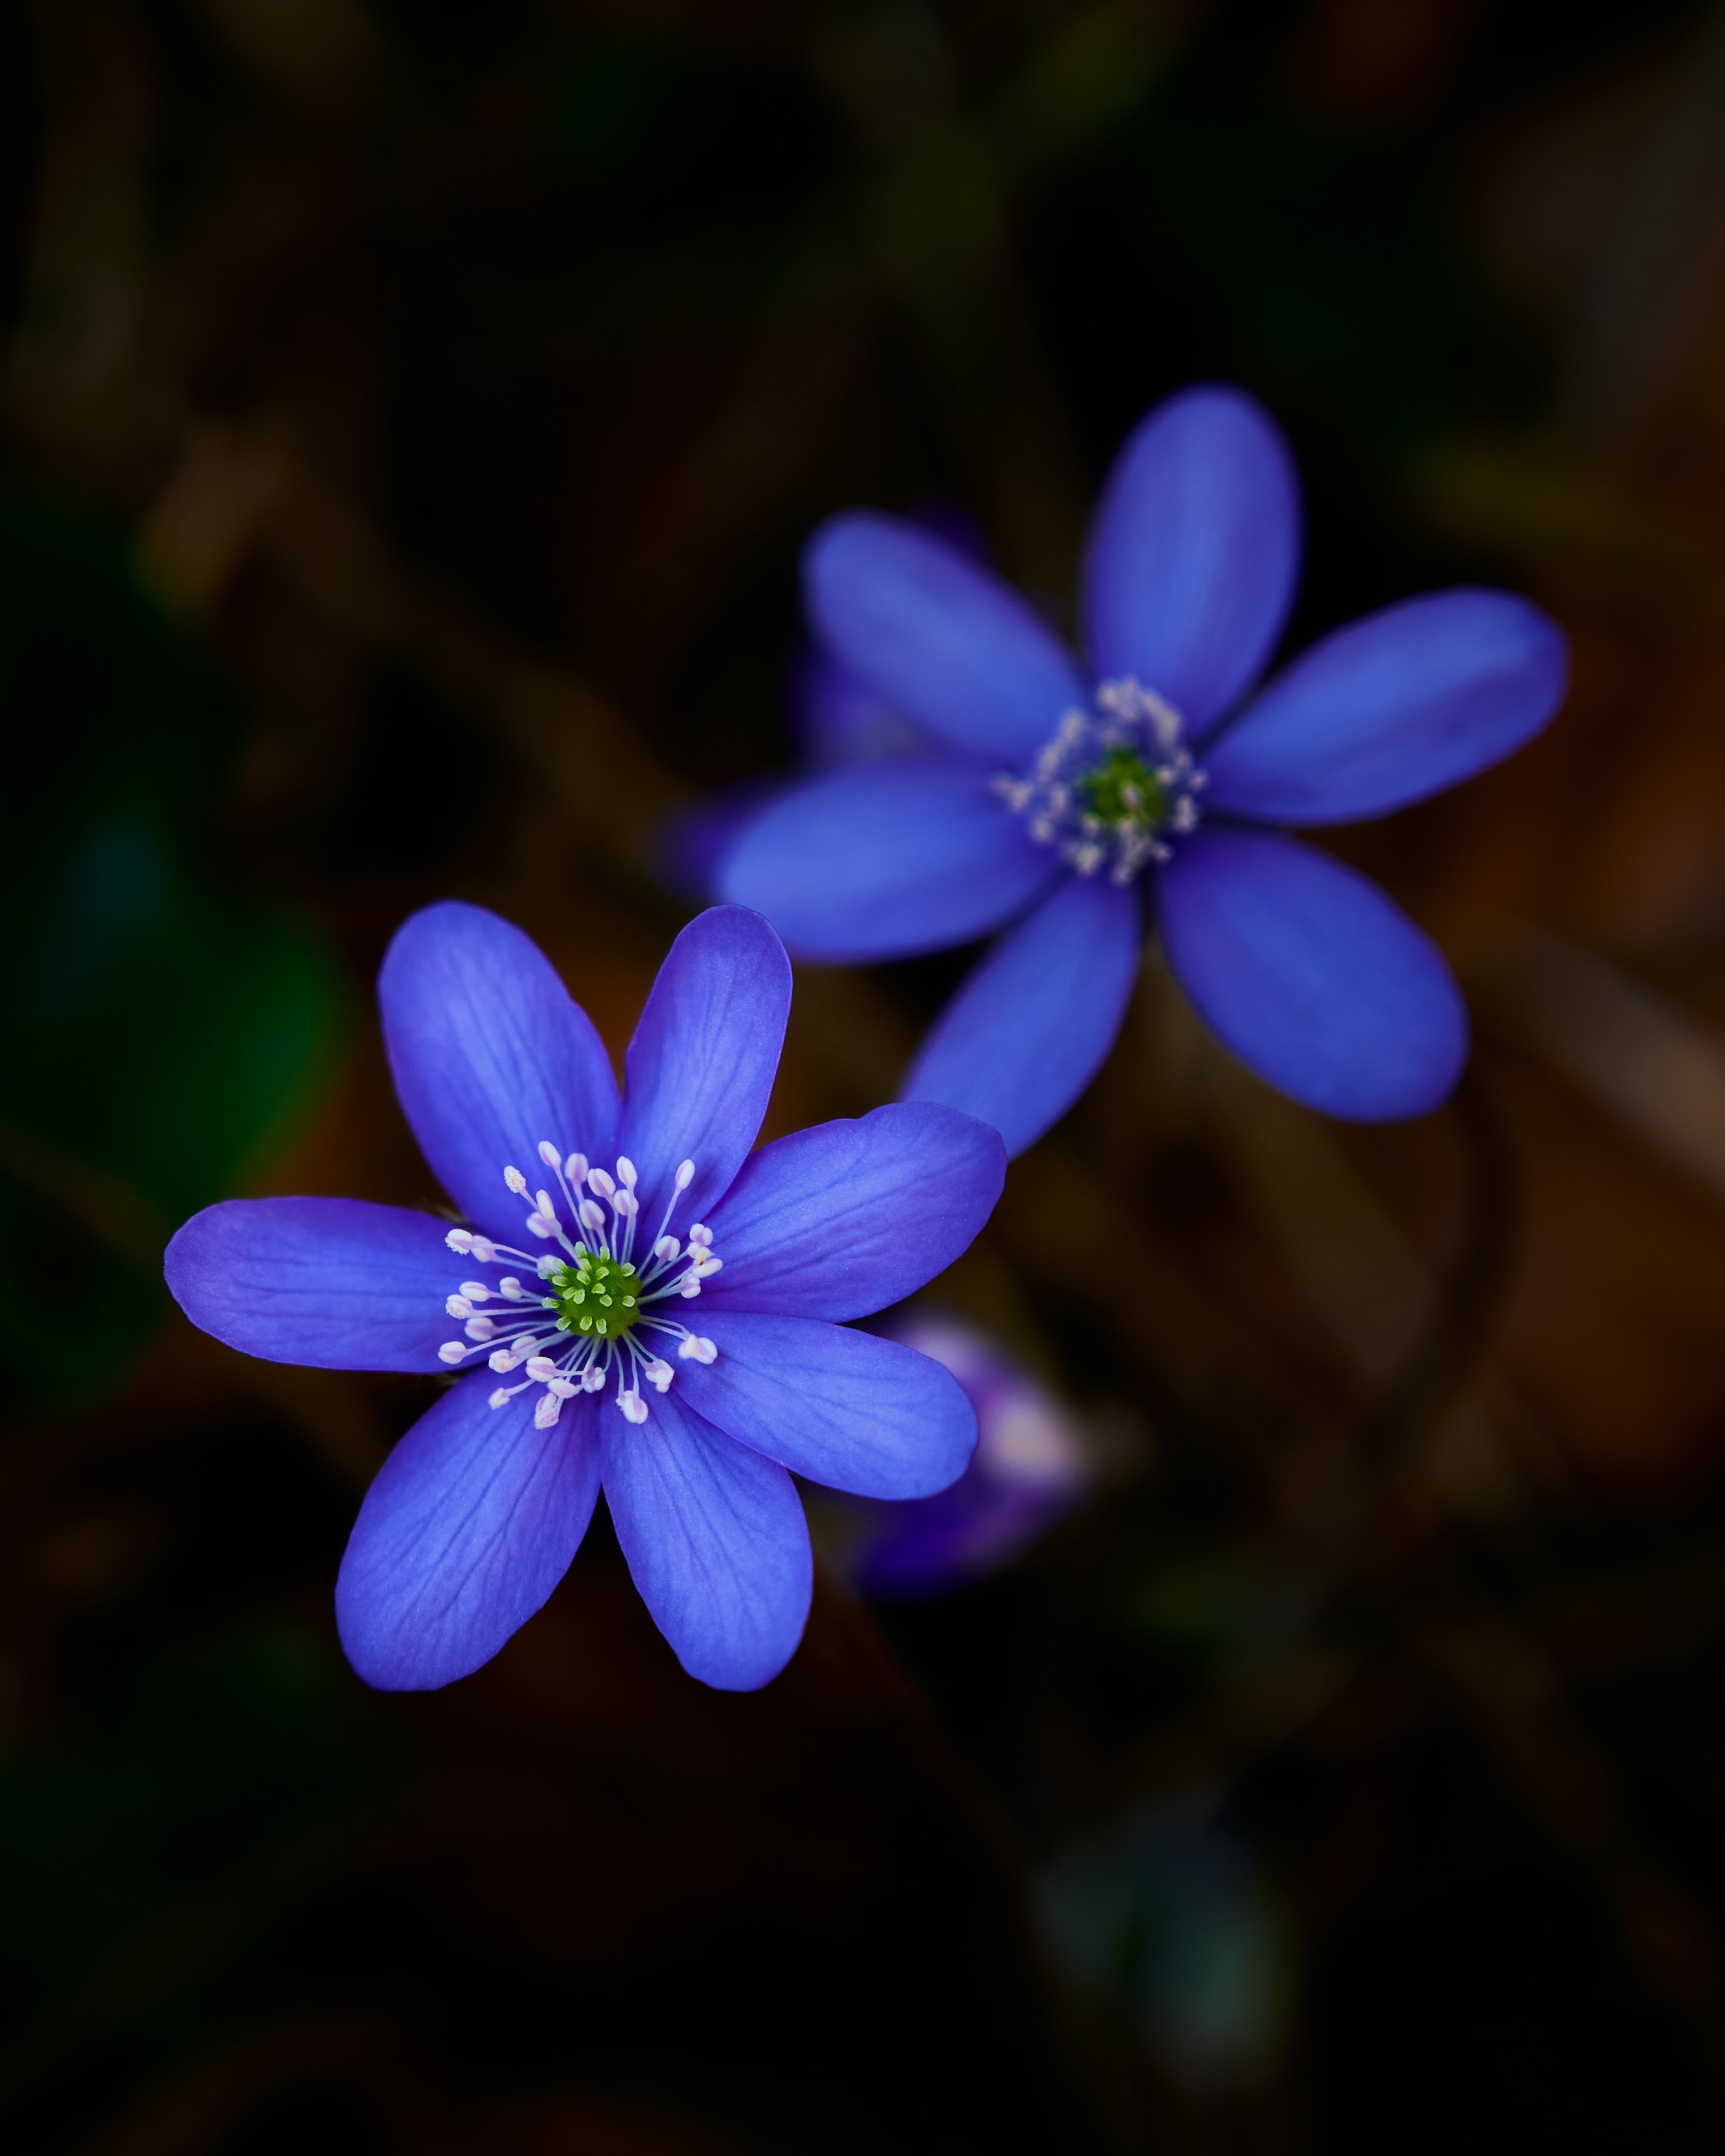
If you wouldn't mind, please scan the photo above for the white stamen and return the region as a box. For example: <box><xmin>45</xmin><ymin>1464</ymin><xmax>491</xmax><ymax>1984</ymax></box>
<box><xmin>470</xmin><ymin>1236</ymin><xmax>498</xmax><ymax>1264</ymax></box>
<box><xmin>505</xmin><ymin>1167</ymin><xmax>529</xmax><ymax>1195</ymax></box>
<box><xmin>526</xmin><ymin>1355</ymin><xmax>557</xmax><ymax>1382</ymax></box>
<box><xmin>678</xmin><ymin>1335</ymin><xmax>717</xmax><ymax>1364</ymax></box>
<box><xmin>613</xmin><ymin>1189</ymin><xmax>638</xmax><ymax>1218</ymax></box>
<box><xmin>579</xmin><ymin>1199</ymin><xmax>606</xmax><ymax>1231</ymax></box>
<box><xmin>534</xmin><ymin>1392</ymin><xmax>562</xmax><ymax>1429</ymax></box>
<box><xmin>464</xmin><ymin>1315</ymin><xmax>496</xmax><ymax>1340</ymax></box>
<box><xmin>526</xmin><ymin>1214</ymin><xmax>556</xmax><ymax>1239</ymax></box>
<box><xmin>446</xmin><ymin>1294</ymin><xmax>474</xmax><ymax>1318</ymax></box>
<box><xmin>617</xmin><ymin>1156</ymin><xmax>637</xmax><ymax>1189</ymax></box>
<box><xmin>565</xmin><ymin>1152</ymin><xmax>588</xmax><ymax>1184</ymax></box>
<box><xmin>446</xmin><ymin>1228</ymin><xmax>474</xmax><ymax>1255</ymax></box>
<box><xmin>489</xmin><ymin>1389</ymin><xmax>511</xmax><ymax>1410</ymax></box>
<box><xmin>654</xmin><ymin>1236</ymin><xmax>681</xmax><ymax>1263</ymax></box>
<box><xmin>587</xmin><ymin>1167</ymin><xmax>615</xmax><ymax>1199</ymax></box>
<box><xmin>643</xmin><ymin>1357</ymin><xmax>673</xmax><ymax>1392</ymax></box>
<box><xmin>498</xmin><ymin>1277</ymin><xmax>525</xmax><ymax>1299</ymax></box>
<box><xmin>688</xmin><ymin>1223</ymin><xmax>712</xmax><ymax>1248</ymax></box>
<box><xmin>538</xmin><ymin>1140</ymin><xmax>561</xmax><ymax>1169</ymax></box>
<box><xmin>460</xmin><ymin>1281</ymin><xmax>490</xmax><ymax>1301</ymax></box>
<box><xmin>438</xmin><ymin>1341</ymin><xmax>467</xmax><ymax>1365</ymax></box>
<box><xmin>617</xmin><ymin>1389</ymin><xmax>649</xmax><ymax>1424</ymax></box>
<box><xmin>580</xmin><ymin>1367</ymin><xmax>606</xmax><ymax>1392</ymax></box>
<box><xmin>674</xmin><ymin>1160</ymin><xmax>695</xmax><ymax>1191</ymax></box>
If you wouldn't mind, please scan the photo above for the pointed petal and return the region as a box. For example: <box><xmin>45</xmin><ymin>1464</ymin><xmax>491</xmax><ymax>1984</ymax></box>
<box><xmin>1203</xmin><ymin>591</ymin><xmax>1569</xmax><ymax>825</ymax></box>
<box><xmin>805</xmin><ymin>511</ymin><xmax>1088</xmax><ymax>764</ymax></box>
<box><xmin>1083</xmin><ymin>386</ymin><xmax>1301</xmax><ymax>728</ymax></box>
<box><xmin>602</xmin><ymin>1391</ymin><xmax>810</xmax><ymax>1691</ymax></box>
<box><xmin>379</xmin><ymin>903</ymin><xmax>620</xmax><ymax>1242</ymax></box>
<box><xmin>678</xmin><ymin>1311</ymin><xmax>976</xmax><ymax>1499</ymax></box>
<box><xmin>719</xmin><ymin>761</ymin><xmax>1058</xmax><ymax>963</ymax></box>
<box><xmin>1157</xmin><ymin>827</ymin><xmax>1466</xmax><ymax>1121</ymax></box>
<box><xmin>334</xmin><ymin>1379</ymin><xmax>602</xmax><ymax>1690</ymax></box>
<box><xmin>700</xmin><ymin>1101</ymin><xmax>1006</xmax><ymax>1321</ymax></box>
<box><xmin>902</xmin><ymin>874</ymin><xmax>1142</xmax><ymax>1158</ymax></box>
<box><xmin>165</xmin><ymin>1197</ymin><xmax>458</xmax><ymax>1372</ymax></box>
<box><xmin>616</xmin><ymin>906</ymin><xmax>790</xmax><ymax>1224</ymax></box>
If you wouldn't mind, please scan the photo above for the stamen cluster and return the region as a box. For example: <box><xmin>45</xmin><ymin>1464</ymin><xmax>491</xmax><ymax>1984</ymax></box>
<box><xmin>436</xmin><ymin>1141</ymin><xmax>719</xmax><ymax>1429</ymax></box>
<box><xmin>995</xmin><ymin>676</ymin><xmax>1207</xmax><ymax>884</ymax></box>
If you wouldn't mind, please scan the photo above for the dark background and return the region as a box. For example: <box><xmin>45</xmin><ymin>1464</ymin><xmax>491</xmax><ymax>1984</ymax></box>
<box><xmin>7</xmin><ymin>1</ymin><xmax>1725</xmax><ymax>2149</ymax></box>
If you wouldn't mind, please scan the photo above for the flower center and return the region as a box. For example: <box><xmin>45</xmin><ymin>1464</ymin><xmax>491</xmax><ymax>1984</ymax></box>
<box><xmin>995</xmin><ymin>676</ymin><xmax>1207</xmax><ymax>884</ymax></box>
<box><xmin>548</xmin><ymin>1249</ymin><xmax>639</xmax><ymax>1338</ymax></box>
<box><xmin>435</xmin><ymin>1143</ymin><xmax>721</xmax><ymax>1429</ymax></box>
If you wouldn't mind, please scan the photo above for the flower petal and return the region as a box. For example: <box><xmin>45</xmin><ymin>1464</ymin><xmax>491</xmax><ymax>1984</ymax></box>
<box><xmin>616</xmin><ymin>905</ymin><xmax>790</xmax><ymax>1224</ymax></box>
<box><xmin>1203</xmin><ymin>591</ymin><xmax>1569</xmax><ymax>824</ymax></box>
<box><xmin>901</xmin><ymin>874</ymin><xmax>1142</xmax><ymax>1158</ymax></box>
<box><xmin>379</xmin><ymin>902</ymin><xmax>620</xmax><ymax>1242</ymax></box>
<box><xmin>677</xmin><ymin>1311</ymin><xmax>976</xmax><ymax>1498</ymax></box>
<box><xmin>165</xmin><ymin>1197</ymin><xmax>459</xmax><ymax>1372</ymax></box>
<box><xmin>805</xmin><ymin>511</ymin><xmax>1088</xmax><ymax>764</ymax></box>
<box><xmin>1157</xmin><ymin>827</ymin><xmax>1466</xmax><ymax>1121</ymax></box>
<box><xmin>719</xmin><ymin>761</ymin><xmax>1058</xmax><ymax>962</ymax></box>
<box><xmin>602</xmin><ymin>1389</ymin><xmax>810</xmax><ymax>1690</ymax></box>
<box><xmin>1082</xmin><ymin>386</ymin><xmax>1301</xmax><ymax>729</ymax></box>
<box><xmin>334</xmin><ymin>1378</ymin><xmax>602</xmax><ymax>1690</ymax></box>
<box><xmin>700</xmin><ymin>1101</ymin><xmax>1005</xmax><ymax>1320</ymax></box>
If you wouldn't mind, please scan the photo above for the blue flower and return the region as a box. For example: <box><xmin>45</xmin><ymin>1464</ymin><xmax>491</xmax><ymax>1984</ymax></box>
<box><xmin>165</xmin><ymin>901</ymin><xmax>1006</xmax><ymax>1692</ymax></box>
<box><xmin>719</xmin><ymin>385</ymin><xmax>1570</xmax><ymax>1156</ymax></box>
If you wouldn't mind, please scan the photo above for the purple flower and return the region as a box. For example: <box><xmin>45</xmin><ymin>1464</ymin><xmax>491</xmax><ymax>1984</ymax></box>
<box><xmin>837</xmin><ymin>1312</ymin><xmax>1093</xmax><ymax>1598</ymax></box>
<box><xmin>719</xmin><ymin>385</ymin><xmax>1570</xmax><ymax>1156</ymax></box>
<box><xmin>165</xmin><ymin>902</ymin><xmax>1006</xmax><ymax>1692</ymax></box>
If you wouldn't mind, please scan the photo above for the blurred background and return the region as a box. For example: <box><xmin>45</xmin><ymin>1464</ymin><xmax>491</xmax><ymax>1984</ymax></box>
<box><xmin>8</xmin><ymin>0</ymin><xmax>1725</xmax><ymax>2148</ymax></box>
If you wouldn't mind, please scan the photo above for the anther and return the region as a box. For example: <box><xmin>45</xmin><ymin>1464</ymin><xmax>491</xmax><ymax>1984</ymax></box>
<box><xmin>617</xmin><ymin>1389</ymin><xmax>649</xmax><ymax>1424</ymax></box>
<box><xmin>617</xmin><ymin>1157</ymin><xmax>637</xmax><ymax>1189</ymax></box>
<box><xmin>505</xmin><ymin>1167</ymin><xmax>528</xmax><ymax>1195</ymax></box>
<box><xmin>538</xmin><ymin>1140</ymin><xmax>561</xmax><ymax>1169</ymax></box>
<box><xmin>438</xmin><ymin>1341</ymin><xmax>467</xmax><ymax>1365</ymax></box>
<box><xmin>587</xmin><ymin>1167</ymin><xmax>616</xmax><ymax>1199</ymax></box>
<box><xmin>678</xmin><ymin>1335</ymin><xmax>717</xmax><ymax>1364</ymax></box>
<box><xmin>674</xmin><ymin>1160</ymin><xmax>695</xmax><ymax>1191</ymax></box>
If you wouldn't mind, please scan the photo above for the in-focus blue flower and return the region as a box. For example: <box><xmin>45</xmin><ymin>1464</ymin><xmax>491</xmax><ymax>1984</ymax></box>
<box><xmin>717</xmin><ymin>385</ymin><xmax>1570</xmax><ymax>1156</ymax></box>
<box><xmin>165</xmin><ymin>901</ymin><xmax>1006</xmax><ymax>1692</ymax></box>
<box><xmin>835</xmin><ymin>1312</ymin><xmax>1093</xmax><ymax>1598</ymax></box>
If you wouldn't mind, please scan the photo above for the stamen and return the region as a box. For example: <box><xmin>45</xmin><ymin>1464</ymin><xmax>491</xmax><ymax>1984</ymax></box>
<box><xmin>505</xmin><ymin>1167</ymin><xmax>528</xmax><ymax>1195</ymax></box>
<box><xmin>1000</xmin><ymin>677</ymin><xmax>1206</xmax><ymax>883</ymax></box>
<box><xmin>678</xmin><ymin>1335</ymin><xmax>717</xmax><ymax>1363</ymax></box>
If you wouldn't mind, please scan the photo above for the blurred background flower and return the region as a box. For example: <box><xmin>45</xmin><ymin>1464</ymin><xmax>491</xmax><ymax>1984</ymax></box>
<box><xmin>10</xmin><ymin>2</ymin><xmax>1725</xmax><ymax>2152</ymax></box>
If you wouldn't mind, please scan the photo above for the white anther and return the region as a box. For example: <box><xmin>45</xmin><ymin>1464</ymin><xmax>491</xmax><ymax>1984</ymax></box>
<box><xmin>459</xmin><ymin>1281</ymin><xmax>490</xmax><ymax>1301</ymax></box>
<box><xmin>617</xmin><ymin>1389</ymin><xmax>649</xmax><ymax>1424</ymax></box>
<box><xmin>534</xmin><ymin>1392</ymin><xmax>562</xmax><ymax>1429</ymax></box>
<box><xmin>470</xmin><ymin>1236</ymin><xmax>498</xmax><ymax>1264</ymax></box>
<box><xmin>674</xmin><ymin>1160</ymin><xmax>694</xmax><ymax>1191</ymax></box>
<box><xmin>446</xmin><ymin>1228</ymin><xmax>474</xmax><ymax>1254</ymax></box>
<box><xmin>538</xmin><ymin>1140</ymin><xmax>561</xmax><ymax>1168</ymax></box>
<box><xmin>565</xmin><ymin>1152</ymin><xmax>588</xmax><ymax>1185</ymax></box>
<box><xmin>643</xmin><ymin>1357</ymin><xmax>673</xmax><ymax>1392</ymax></box>
<box><xmin>464</xmin><ymin>1315</ymin><xmax>496</xmax><ymax>1340</ymax></box>
<box><xmin>446</xmin><ymin>1294</ymin><xmax>474</xmax><ymax>1319</ymax></box>
<box><xmin>688</xmin><ymin>1223</ymin><xmax>712</xmax><ymax>1247</ymax></box>
<box><xmin>678</xmin><ymin>1335</ymin><xmax>717</xmax><ymax>1364</ymax></box>
<box><xmin>695</xmin><ymin>1254</ymin><xmax>723</xmax><ymax>1277</ymax></box>
<box><xmin>587</xmin><ymin>1167</ymin><xmax>615</xmax><ymax>1199</ymax></box>
<box><xmin>579</xmin><ymin>1199</ymin><xmax>606</xmax><ymax>1231</ymax></box>
<box><xmin>678</xmin><ymin>1278</ymin><xmax>701</xmax><ymax>1299</ymax></box>
<box><xmin>488</xmin><ymin>1348</ymin><xmax>517</xmax><ymax>1372</ymax></box>
<box><xmin>547</xmin><ymin>1376</ymin><xmax>578</xmax><ymax>1399</ymax></box>
<box><xmin>505</xmin><ymin>1167</ymin><xmax>528</xmax><ymax>1195</ymax></box>
<box><xmin>535</xmin><ymin>1189</ymin><xmax>558</xmax><ymax>1219</ymax></box>
<box><xmin>438</xmin><ymin>1341</ymin><xmax>467</xmax><ymax>1364</ymax></box>
<box><xmin>580</xmin><ymin>1366</ymin><xmax>606</xmax><ymax>1392</ymax></box>
<box><xmin>616</xmin><ymin>1156</ymin><xmax>638</xmax><ymax>1189</ymax></box>
<box><xmin>526</xmin><ymin>1355</ymin><xmax>557</xmax><ymax>1381</ymax></box>
<box><xmin>613</xmin><ymin>1189</ymin><xmax>638</xmax><ymax>1218</ymax></box>
<box><xmin>654</xmin><ymin>1236</ymin><xmax>681</xmax><ymax>1263</ymax></box>
<box><xmin>537</xmin><ymin>1255</ymin><xmax>560</xmax><ymax>1277</ymax></box>
<box><xmin>488</xmin><ymin>1389</ymin><xmax>511</xmax><ymax>1410</ymax></box>
<box><xmin>499</xmin><ymin>1277</ymin><xmax>524</xmax><ymax>1299</ymax></box>
<box><xmin>526</xmin><ymin>1214</ymin><xmax>556</xmax><ymax>1238</ymax></box>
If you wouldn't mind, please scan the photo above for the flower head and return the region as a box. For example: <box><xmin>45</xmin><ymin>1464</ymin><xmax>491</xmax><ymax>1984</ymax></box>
<box><xmin>165</xmin><ymin>902</ymin><xmax>1006</xmax><ymax>1692</ymax></box>
<box><xmin>715</xmin><ymin>384</ymin><xmax>1570</xmax><ymax>1155</ymax></box>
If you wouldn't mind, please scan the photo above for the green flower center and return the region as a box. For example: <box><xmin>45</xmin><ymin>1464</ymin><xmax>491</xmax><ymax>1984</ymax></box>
<box><xmin>1076</xmin><ymin>745</ymin><xmax>1166</xmax><ymax>832</ymax></box>
<box><xmin>545</xmin><ymin>1248</ymin><xmax>641</xmax><ymax>1340</ymax></box>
